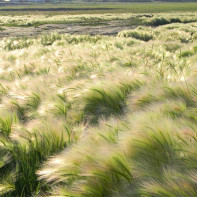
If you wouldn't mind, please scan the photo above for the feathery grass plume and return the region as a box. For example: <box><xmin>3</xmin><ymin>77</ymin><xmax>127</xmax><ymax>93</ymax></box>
<box><xmin>50</xmin><ymin>93</ymin><xmax>71</xmax><ymax>119</ymax></box>
<box><xmin>8</xmin><ymin>92</ymin><xmax>40</xmax><ymax>122</ymax></box>
<box><xmin>26</xmin><ymin>92</ymin><xmax>41</xmax><ymax>111</ymax></box>
<box><xmin>0</xmin><ymin>172</ymin><xmax>16</xmax><ymax>197</ymax></box>
<box><xmin>4</xmin><ymin>39</ymin><xmax>33</xmax><ymax>51</ymax></box>
<box><xmin>38</xmin><ymin>120</ymin><xmax>133</xmax><ymax>197</ymax></box>
<box><xmin>72</xmin><ymin>154</ymin><xmax>133</xmax><ymax>197</ymax></box>
<box><xmin>21</xmin><ymin>64</ymin><xmax>36</xmax><ymax>76</ymax></box>
<box><xmin>0</xmin><ymin>18</ymin><xmax>197</xmax><ymax>196</ymax></box>
<box><xmin>158</xmin><ymin>30</ymin><xmax>192</xmax><ymax>43</ymax></box>
<box><xmin>0</xmin><ymin>83</ymin><xmax>9</xmax><ymax>98</ymax></box>
<box><xmin>178</xmin><ymin>120</ymin><xmax>197</xmax><ymax>171</ymax></box>
<box><xmin>118</xmin><ymin>27</ymin><xmax>154</xmax><ymax>41</ymax></box>
<box><xmin>157</xmin><ymin>99</ymin><xmax>187</xmax><ymax>119</ymax></box>
<box><xmin>36</xmin><ymin>66</ymin><xmax>50</xmax><ymax>76</ymax></box>
<box><xmin>131</xmin><ymin>84</ymin><xmax>162</xmax><ymax>109</ymax></box>
<box><xmin>163</xmin><ymin>84</ymin><xmax>195</xmax><ymax>107</ymax></box>
<box><xmin>0</xmin><ymin>138</ymin><xmax>16</xmax><ymax>196</ymax></box>
<box><xmin>9</xmin><ymin>121</ymin><xmax>68</xmax><ymax>196</ymax></box>
<box><xmin>83</xmin><ymin>85</ymin><xmax>125</xmax><ymax>121</ymax></box>
<box><xmin>83</xmin><ymin>80</ymin><xmax>142</xmax><ymax>123</ymax></box>
<box><xmin>142</xmin><ymin>168</ymin><xmax>197</xmax><ymax>197</ymax></box>
<box><xmin>189</xmin><ymin>65</ymin><xmax>197</xmax><ymax>86</ymax></box>
<box><xmin>0</xmin><ymin>111</ymin><xmax>17</xmax><ymax>137</ymax></box>
<box><xmin>119</xmin><ymin>109</ymin><xmax>197</xmax><ymax>196</ymax></box>
<box><xmin>41</xmin><ymin>33</ymin><xmax>62</xmax><ymax>46</ymax></box>
<box><xmin>10</xmin><ymin>101</ymin><xmax>27</xmax><ymax>123</ymax></box>
<box><xmin>128</xmin><ymin>115</ymin><xmax>180</xmax><ymax>178</ymax></box>
<box><xmin>164</xmin><ymin>42</ymin><xmax>182</xmax><ymax>52</ymax></box>
<box><xmin>131</xmin><ymin>80</ymin><xmax>195</xmax><ymax>110</ymax></box>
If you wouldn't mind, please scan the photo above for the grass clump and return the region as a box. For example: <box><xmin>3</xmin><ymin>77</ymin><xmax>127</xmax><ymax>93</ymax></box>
<box><xmin>179</xmin><ymin>49</ymin><xmax>195</xmax><ymax>58</ymax></box>
<box><xmin>148</xmin><ymin>16</ymin><xmax>170</xmax><ymax>26</ymax></box>
<box><xmin>65</xmin><ymin>35</ymin><xmax>102</xmax><ymax>44</ymax></box>
<box><xmin>84</xmin><ymin>85</ymin><xmax>127</xmax><ymax>121</ymax></box>
<box><xmin>0</xmin><ymin>112</ymin><xmax>16</xmax><ymax>137</ymax></box>
<box><xmin>164</xmin><ymin>42</ymin><xmax>182</xmax><ymax>52</ymax></box>
<box><xmin>158</xmin><ymin>30</ymin><xmax>192</xmax><ymax>43</ymax></box>
<box><xmin>41</xmin><ymin>33</ymin><xmax>62</xmax><ymax>46</ymax></box>
<box><xmin>146</xmin><ymin>16</ymin><xmax>181</xmax><ymax>26</ymax></box>
<box><xmin>0</xmin><ymin>122</ymin><xmax>69</xmax><ymax>197</ymax></box>
<box><xmin>51</xmin><ymin>94</ymin><xmax>71</xmax><ymax>119</ymax></box>
<box><xmin>118</xmin><ymin>27</ymin><xmax>154</xmax><ymax>41</ymax></box>
<box><xmin>4</xmin><ymin>39</ymin><xmax>33</xmax><ymax>50</ymax></box>
<box><xmin>83</xmin><ymin>80</ymin><xmax>142</xmax><ymax>122</ymax></box>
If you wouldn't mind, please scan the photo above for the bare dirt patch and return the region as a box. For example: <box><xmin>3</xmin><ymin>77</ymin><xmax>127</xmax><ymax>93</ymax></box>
<box><xmin>0</xmin><ymin>21</ymin><xmax>135</xmax><ymax>38</ymax></box>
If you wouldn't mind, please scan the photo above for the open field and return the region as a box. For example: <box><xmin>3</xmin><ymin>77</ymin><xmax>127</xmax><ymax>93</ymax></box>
<box><xmin>1</xmin><ymin>2</ymin><xmax>197</xmax><ymax>15</ymax></box>
<box><xmin>0</xmin><ymin>16</ymin><xmax>197</xmax><ymax>196</ymax></box>
<box><xmin>1</xmin><ymin>3</ymin><xmax>197</xmax><ymax>38</ymax></box>
<box><xmin>1</xmin><ymin>12</ymin><xmax>197</xmax><ymax>37</ymax></box>
<box><xmin>1</xmin><ymin>2</ymin><xmax>197</xmax><ymax>196</ymax></box>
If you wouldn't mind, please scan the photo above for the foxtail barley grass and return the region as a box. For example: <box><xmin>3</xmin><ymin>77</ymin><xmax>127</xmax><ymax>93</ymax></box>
<box><xmin>1</xmin><ymin>14</ymin><xmax>197</xmax><ymax>196</ymax></box>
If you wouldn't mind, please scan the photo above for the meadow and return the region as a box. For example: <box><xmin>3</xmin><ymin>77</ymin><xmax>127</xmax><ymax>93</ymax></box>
<box><xmin>1</xmin><ymin>2</ymin><xmax>197</xmax><ymax>15</ymax></box>
<box><xmin>1</xmin><ymin>5</ymin><xmax>197</xmax><ymax>197</ymax></box>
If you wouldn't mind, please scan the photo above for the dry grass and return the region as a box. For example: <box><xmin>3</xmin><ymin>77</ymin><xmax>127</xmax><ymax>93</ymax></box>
<box><xmin>0</xmin><ymin>17</ymin><xmax>197</xmax><ymax>196</ymax></box>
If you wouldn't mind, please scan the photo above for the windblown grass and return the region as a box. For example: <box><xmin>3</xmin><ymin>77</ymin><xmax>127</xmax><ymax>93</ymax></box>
<box><xmin>0</xmin><ymin>17</ymin><xmax>197</xmax><ymax>197</ymax></box>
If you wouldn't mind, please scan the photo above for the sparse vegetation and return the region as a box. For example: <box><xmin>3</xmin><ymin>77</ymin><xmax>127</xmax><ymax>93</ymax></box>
<box><xmin>2</xmin><ymin>12</ymin><xmax>197</xmax><ymax>28</ymax></box>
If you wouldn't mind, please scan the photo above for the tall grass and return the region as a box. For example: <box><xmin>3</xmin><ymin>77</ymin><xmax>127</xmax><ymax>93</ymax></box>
<box><xmin>118</xmin><ymin>27</ymin><xmax>154</xmax><ymax>41</ymax></box>
<box><xmin>0</xmin><ymin>18</ymin><xmax>197</xmax><ymax>196</ymax></box>
<box><xmin>83</xmin><ymin>80</ymin><xmax>142</xmax><ymax>123</ymax></box>
<box><xmin>0</xmin><ymin>122</ymin><xmax>69</xmax><ymax>196</ymax></box>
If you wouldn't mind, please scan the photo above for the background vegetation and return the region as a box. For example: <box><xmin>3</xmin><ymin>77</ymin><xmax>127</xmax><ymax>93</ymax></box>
<box><xmin>1</xmin><ymin>12</ymin><xmax>197</xmax><ymax>28</ymax></box>
<box><xmin>1</xmin><ymin>2</ymin><xmax>197</xmax><ymax>15</ymax></box>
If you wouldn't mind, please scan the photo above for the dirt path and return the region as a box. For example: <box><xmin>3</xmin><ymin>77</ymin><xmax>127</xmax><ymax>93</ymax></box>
<box><xmin>0</xmin><ymin>21</ymin><xmax>135</xmax><ymax>38</ymax></box>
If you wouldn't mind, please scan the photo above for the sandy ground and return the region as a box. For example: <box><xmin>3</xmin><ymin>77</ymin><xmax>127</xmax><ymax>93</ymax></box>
<box><xmin>0</xmin><ymin>21</ymin><xmax>135</xmax><ymax>38</ymax></box>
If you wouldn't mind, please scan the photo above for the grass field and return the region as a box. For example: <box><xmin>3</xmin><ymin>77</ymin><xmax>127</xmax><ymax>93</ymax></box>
<box><xmin>1</xmin><ymin>20</ymin><xmax>197</xmax><ymax>196</ymax></box>
<box><xmin>0</xmin><ymin>2</ymin><xmax>197</xmax><ymax>28</ymax></box>
<box><xmin>1</xmin><ymin>12</ymin><xmax>197</xmax><ymax>28</ymax></box>
<box><xmin>1</xmin><ymin>2</ymin><xmax>197</xmax><ymax>15</ymax></box>
<box><xmin>1</xmin><ymin>3</ymin><xmax>197</xmax><ymax>197</ymax></box>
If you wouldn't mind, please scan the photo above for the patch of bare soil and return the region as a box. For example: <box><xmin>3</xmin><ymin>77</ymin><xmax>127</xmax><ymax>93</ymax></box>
<box><xmin>0</xmin><ymin>21</ymin><xmax>135</xmax><ymax>38</ymax></box>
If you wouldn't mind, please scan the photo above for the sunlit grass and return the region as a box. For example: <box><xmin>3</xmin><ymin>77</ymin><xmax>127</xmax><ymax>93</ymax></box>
<box><xmin>0</xmin><ymin>17</ymin><xmax>197</xmax><ymax>196</ymax></box>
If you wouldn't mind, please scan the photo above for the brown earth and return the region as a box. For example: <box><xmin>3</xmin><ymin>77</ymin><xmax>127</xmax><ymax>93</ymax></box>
<box><xmin>0</xmin><ymin>21</ymin><xmax>135</xmax><ymax>38</ymax></box>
